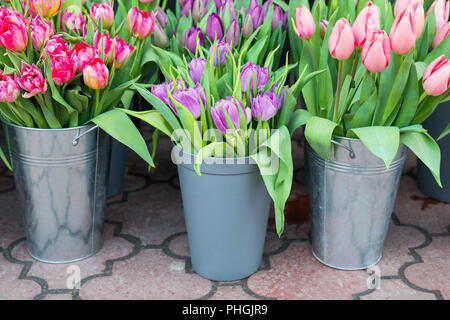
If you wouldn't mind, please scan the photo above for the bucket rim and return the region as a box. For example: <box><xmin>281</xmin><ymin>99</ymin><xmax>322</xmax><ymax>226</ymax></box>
<box><xmin>1</xmin><ymin>119</ymin><xmax>95</xmax><ymax>132</ymax></box>
<box><xmin>173</xmin><ymin>143</ymin><xmax>255</xmax><ymax>162</ymax></box>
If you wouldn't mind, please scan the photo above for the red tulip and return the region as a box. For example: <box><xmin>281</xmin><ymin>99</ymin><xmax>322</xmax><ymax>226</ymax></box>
<box><xmin>70</xmin><ymin>42</ymin><xmax>100</xmax><ymax>72</ymax></box>
<box><xmin>16</xmin><ymin>62</ymin><xmax>47</xmax><ymax>98</ymax></box>
<box><xmin>0</xmin><ymin>7</ymin><xmax>28</xmax><ymax>52</ymax></box>
<box><xmin>127</xmin><ymin>7</ymin><xmax>155</xmax><ymax>39</ymax></box>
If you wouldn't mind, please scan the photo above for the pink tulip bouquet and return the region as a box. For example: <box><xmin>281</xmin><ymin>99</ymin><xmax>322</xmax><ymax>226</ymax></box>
<box><xmin>288</xmin><ymin>0</ymin><xmax>450</xmax><ymax>186</ymax></box>
<box><xmin>0</xmin><ymin>0</ymin><xmax>158</xmax><ymax>167</ymax></box>
<box><xmin>117</xmin><ymin>41</ymin><xmax>320</xmax><ymax>235</ymax></box>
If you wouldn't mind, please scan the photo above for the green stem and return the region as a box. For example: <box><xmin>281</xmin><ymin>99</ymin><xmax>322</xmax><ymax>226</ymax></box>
<box><xmin>333</xmin><ymin>60</ymin><xmax>343</xmax><ymax>123</ymax></box>
<box><xmin>93</xmin><ymin>89</ymin><xmax>100</xmax><ymax>118</ymax></box>
<box><xmin>351</xmin><ymin>50</ymin><xmax>361</xmax><ymax>79</ymax></box>
<box><xmin>130</xmin><ymin>39</ymin><xmax>141</xmax><ymax>79</ymax></box>
<box><xmin>307</xmin><ymin>39</ymin><xmax>318</xmax><ymax>70</ymax></box>
<box><xmin>161</xmin><ymin>0</ymin><xmax>168</xmax><ymax>10</ymax></box>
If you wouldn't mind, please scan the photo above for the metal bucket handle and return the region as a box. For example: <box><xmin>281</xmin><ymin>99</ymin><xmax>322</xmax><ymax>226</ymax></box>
<box><xmin>72</xmin><ymin>125</ymin><xmax>99</xmax><ymax>146</ymax></box>
<box><xmin>331</xmin><ymin>139</ymin><xmax>356</xmax><ymax>159</ymax></box>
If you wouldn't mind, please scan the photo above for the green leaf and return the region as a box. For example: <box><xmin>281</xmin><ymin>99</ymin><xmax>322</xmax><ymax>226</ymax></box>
<box><xmin>193</xmin><ymin>142</ymin><xmax>228</xmax><ymax>176</ymax></box>
<box><xmin>350</xmin><ymin>126</ymin><xmax>400</xmax><ymax>169</ymax></box>
<box><xmin>251</xmin><ymin>126</ymin><xmax>293</xmax><ymax>236</ymax></box>
<box><xmin>92</xmin><ymin>109</ymin><xmax>154</xmax><ymax>167</ymax></box>
<box><xmin>118</xmin><ymin>109</ymin><xmax>173</xmax><ymax>138</ymax></box>
<box><xmin>438</xmin><ymin>123</ymin><xmax>450</xmax><ymax>141</ymax></box>
<box><xmin>304</xmin><ymin>116</ymin><xmax>342</xmax><ymax>160</ymax></box>
<box><xmin>0</xmin><ymin>144</ymin><xmax>12</xmax><ymax>171</ymax></box>
<box><xmin>394</xmin><ymin>65</ymin><xmax>419</xmax><ymax>128</ymax></box>
<box><xmin>401</xmin><ymin>131</ymin><xmax>442</xmax><ymax>187</ymax></box>
<box><xmin>287</xmin><ymin>109</ymin><xmax>313</xmax><ymax>135</ymax></box>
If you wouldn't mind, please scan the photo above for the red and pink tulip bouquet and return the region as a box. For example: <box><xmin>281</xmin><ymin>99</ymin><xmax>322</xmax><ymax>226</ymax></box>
<box><xmin>0</xmin><ymin>0</ymin><xmax>158</xmax><ymax>167</ymax></box>
<box><xmin>288</xmin><ymin>0</ymin><xmax>450</xmax><ymax>186</ymax></box>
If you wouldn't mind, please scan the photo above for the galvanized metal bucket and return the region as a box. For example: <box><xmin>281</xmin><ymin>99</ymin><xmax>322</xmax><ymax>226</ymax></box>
<box><xmin>306</xmin><ymin>137</ymin><xmax>407</xmax><ymax>270</ymax></box>
<box><xmin>107</xmin><ymin>138</ymin><xmax>128</xmax><ymax>198</ymax></box>
<box><xmin>173</xmin><ymin>146</ymin><xmax>271</xmax><ymax>281</ymax></box>
<box><xmin>3</xmin><ymin>122</ymin><xmax>110</xmax><ymax>263</ymax></box>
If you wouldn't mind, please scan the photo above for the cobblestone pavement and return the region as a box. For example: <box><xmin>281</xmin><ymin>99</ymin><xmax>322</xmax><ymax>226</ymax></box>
<box><xmin>0</xmin><ymin>126</ymin><xmax>449</xmax><ymax>300</ymax></box>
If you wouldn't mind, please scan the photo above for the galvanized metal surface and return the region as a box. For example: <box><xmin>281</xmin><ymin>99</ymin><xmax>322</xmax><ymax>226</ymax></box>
<box><xmin>306</xmin><ymin>137</ymin><xmax>407</xmax><ymax>270</ymax></box>
<box><xmin>4</xmin><ymin>122</ymin><xmax>110</xmax><ymax>263</ymax></box>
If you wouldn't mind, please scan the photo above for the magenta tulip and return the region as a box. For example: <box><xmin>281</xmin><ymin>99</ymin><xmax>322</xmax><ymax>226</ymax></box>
<box><xmin>94</xmin><ymin>31</ymin><xmax>115</xmax><ymax>65</ymax></box>
<box><xmin>50</xmin><ymin>54</ymin><xmax>76</xmax><ymax>86</ymax></box>
<box><xmin>293</xmin><ymin>6</ymin><xmax>315</xmax><ymax>40</ymax></box>
<box><xmin>17</xmin><ymin>62</ymin><xmax>47</xmax><ymax>98</ymax></box>
<box><xmin>90</xmin><ymin>2</ymin><xmax>115</xmax><ymax>29</ymax></box>
<box><xmin>0</xmin><ymin>8</ymin><xmax>28</xmax><ymax>52</ymax></box>
<box><xmin>0</xmin><ymin>72</ymin><xmax>20</xmax><ymax>103</ymax></box>
<box><xmin>127</xmin><ymin>7</ymin><xmax>155</xmax><ymax>39</ymax></box>
<box><xmin>60</xmin><ymin>10</ymin><xmax>87</xmax><ymax>37</ymax></box>
<box><xmin>30</xmin><ymin>15</ymin><xmax>54</xmax><ymax>51</ymax></box>
<box><xmin>83</xmin><ymin>57</ymin><xmax>109</xmax><ymax>90</ymax></box>
<box><xmin>389</xmin><ymin>7</ymin><xmax>417</xmax><ymax>55</ymax></box>
<box><xmin>352</xmin><ymin>1</ymin><xmax>380</xmax><ymax>49</ymax></box>
<box><xmin>362</xmin><ymin>30</ymin><xmax>391</xmax><ymax>73</ymax></box>
<box><xmin>329</xmin><ymin>18</ymin><xmax>355</xmax><ymax>60</ymax></box>
<box><xmin>114</xmin><ymin>38</ymin><xmax>135</xmax><ymax>70</ymax></box>
<box><xmin>70</xmin><ymin>42</ymin><xmax>100</xmax><ymax>72</ymax></box>
<box><xmin>422</xmin><ymin>55</ymin><xmax>450</xmax><ymax>96</ymax></box>
<box><xmin>43</xmin><ymin>35</ymin><xmax>70</xmax><ymax>59</ymax></box>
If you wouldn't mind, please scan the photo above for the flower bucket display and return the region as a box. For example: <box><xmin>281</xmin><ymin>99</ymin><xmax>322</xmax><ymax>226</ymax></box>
<box><xmin>418</xmin><ymin>100</ymin><xmax>450</xmax><ymax>203</ymax></box>
<box><xmin>288</xmin><ymin>0</ymin><xmax>449</xmax><ymax>269</ymax></box>
<box><xmin>306</xmin><ymin>138</ymin><xmax>407</xmax><ymax>270</ymax></box>
<box><xmin>174</xmin><ymin>146</ymin><xmax>271</xmax><ymax>281</ymax></box>
<box><xmin>0</xmin><ymin>0</ymin><xmax>155</xmax><ymax>262</ymax></box>
<box><xmin>5</xmin><ymin>123</ymin><xmax>109</xmax><ymax>263</ymax></box>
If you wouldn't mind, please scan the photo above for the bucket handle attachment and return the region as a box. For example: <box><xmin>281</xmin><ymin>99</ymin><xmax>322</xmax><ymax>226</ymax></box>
<box><xmin>72</xmin><ymin>125</ymin><xmax>99</xmax><ymax>146</ymax></box>
<box><xmin>331</xmin><ymin>139</ymin><xmax>356</xmax><ymax>159</ymax></box>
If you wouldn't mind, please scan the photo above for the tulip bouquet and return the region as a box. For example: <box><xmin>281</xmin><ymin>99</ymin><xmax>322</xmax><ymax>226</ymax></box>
<box><xmin>0</xmin><ymin>0</ymin><xmax>159</xmax><ymax>167</ymax></box>
<box><xmin>120</xmin><ymin>41</ymin><xmax>321</xmax><ymax>235</ymax></box>
<box><xmin>288</xmin><ymin>0</ymin><xmax>450</xmax><ymax>186</ymax></box>
<box><xmin>148</xmin><ymin>0</ymin><xmax>289</xmax><ymax>71</ymax></box>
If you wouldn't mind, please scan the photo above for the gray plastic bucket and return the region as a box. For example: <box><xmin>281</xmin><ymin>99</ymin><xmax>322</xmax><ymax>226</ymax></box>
<box><xmin>306</xmin><ymin>137</ymin><xmax>407</xmax><ymax>270</ymax></box>
<box><xmin>173</xmin><ymin>146</ymin><xmax>271</xmax><ymax>281</ymax></box>
<box><xmin>4</xmin><ymin>122</ymin><xmax>110</xmax><ymax>263</ymax></box>
<box><xmin>418</xmin><ymin>101</ymin><xmax>450</xmax><ymax>203</ymax></box>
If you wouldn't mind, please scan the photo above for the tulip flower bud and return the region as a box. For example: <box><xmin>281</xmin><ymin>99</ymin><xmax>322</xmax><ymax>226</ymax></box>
<box><xmin>242</xmin><ymin>14</ymin><xmax>254</xmax><ymax>38</ymax></box>
<box><xmin>188</xmin><ymin>57</ymin><xmax>206</xmax><ymax>83</ymax></box>
<box><xmin>362</xmin><ymin>30</ymin><xmax>391</xmax><ymax>73</ymax></box>
<box><xmin>226</xmin><ymin>19</ymin><xmax>240</xmax><ymax>47</ymax></box>
<box><xmin>272</xmin><ymin>5</ymin><xmax>284</xmax><ymax>30</ymax></box>
<box><xmin>329</xmin><ymin>18</ymin><xmax>355</xmax><ymax>60</ymax></box>
<box><xmin>43</xmin><ymin>35</ymin><xmax>70</xmax><ymax>59</ymax></box>
<box><xmin>394</xmin><ymin>0</ymin><xmax>424</xmax><ymax>17</ymax></box>
<box><xmin>193</xmin><ymin>0</ymin><xmax>206</xmax><ymax>22</ymax></box>
<box><xmin>50</xmin><ymin>54</ymin><xmax>76</xmax><ymax>86</ymax></box>
<box><xmin>181</xmin><ymin>0</ymin><xmax>193</xmax><ymax>17</ymax></box>
<box><xmin>70</xmin><ymin>41</ymin><xmax>100</xmax><ymax>72</ymax></box>
<box><xmin>154</xmin><ymin>23</ymin><xmax>169</xmax><ymax>48</ymax></box>
<box><xmin>180</xmin><ymin>29</ymin><xmax>189</xmax><ymax>51</ymax></box>
<box><xmin>282</xmin><ymin>11</ymin><xmax>288</xmax><ymax>31</ymax></box>
<box><xmin>422</xmin><ymin>55</ymin><xmax>450</xmax><ymax>96</ymax></box>
<box><xmin>90</xmin><ymin>2</ymin><xmax>115</xmax><ymax>29</ymax></box>
<box><xmin>186</xmin><ymin>27</ymin><xmax>204</xmax><ymax>54</ymax></box>
<box><xmin>31</xmin><ymin>0</ymin><xmax>62</xmax><ymax>18</ymax></box>
<box><xmin>83</xmin><ymin>57</ymin><xmax>109</xmax><ymax>90</ymax></box>
<box><xmin>212</xmin><ymin>97</ymin><xmax>245</xmax><ymax>133</ymax></box>
<box><xmin>250</xmin><ymin>4</ymin><xmax>263</xmax><ymax>29</ymax></box>
<box><xmin>60</xmin><ymin>10</ymin><xmax>87</xmax><ymax>37</ymax></box>
<box><xmin>156</xmin><ymin>6</ymin><xmax>168</xmax><ymax>28</ymax></box>
<box><xmin>240</xmin><ymin>62</ymin><xmax>269</xmax><ymax>93</ymax></box>
<box><xmin>170</xmin><ymin>83</ymin><xmax>206</xmax><ymax>119</ymax></box>
<box><xmin>0</xmin><ymin>72</ymin><xmax>20</xmax><ymax>103</ymax></box>
<box><xmin>293</xmin><ymin>6</ymin><xmax>315</xmax><ymax>40</ymax></box>
<box><xmin>94</xmin><ymin>31</ymin><xmax>115</xmax><ymax>65</ymax></box>
<box><xmin>209</xmin><ymin>41</ymin><xmax>231</xmax><ymax>66</ymax></box>
<box><xmin>251</xmin><ymin>86</ymin><xmax>285</xmax><ymax>121</ymax></box>
<box><xmin>263</xmin><ymin>0</ymin><xmax>273</xmax><ymax>16</ymax></box>
<box><xmin>0</xmin><ymin>8</ymin><xmax>28</xmax><ymax>52</ymax></box>
<box><xmin>433</xmin><ymin>21</ymin><xmax>450</xmax><ymax>47</ymax></box>
<box><xmin>114</xmin><ymin>38</ymin><xmax>135</xmax><ymax>69</ymax></box>
<box><xmin>127</xmin><ymin>8</ymin><xmax>156</xmax><ymax>39</ymax></box>
<box><xmin>17</xmin><ymin>62</ymin><xmax>47</xmax><ymax>98</ymax></box>
<box><xmin>389</xmin><ymin>7</ymin><xmax>417</xmax><ymax>55</ymax></box>
<box><xmin>352</xmin><ymin>1</ymin><xmax>380</xmax><ymax>49</ymax></box>
<box><xmin>409</xmin><ymin>0</ymin><xmax>425</xmax><ymax>37</ymax></box>
<box><xmin>248</xmin><ymin>0</ymin><xmax>260</xmax><ymax>12</ymax></box>
<box><xmin>429</xmin><ymin>0</ymin><xmax>450</xmax><ymax>32</ymax></box>
<box><xmin>206</xmin><ymin>13</ymin><xmax>224</xmax><ymax>42</ymax></box>
<box><xmin>319</xmin><ymin>20</ymin><xmax>329</xmax><ymax>39</ymax></box>
<box><xmin>30</xmin><ymin>15</ymin><xmax>54</xmax><ymax>52</ymax></box>
<box><xmin>221</xmin><ymin>1</ymin><xmax>236</xmax><ymax>30</ymax></box>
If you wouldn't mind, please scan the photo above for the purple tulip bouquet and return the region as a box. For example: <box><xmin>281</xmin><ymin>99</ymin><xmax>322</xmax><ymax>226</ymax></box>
<box><xmin>120</xmin><ymin>40</ymin><xmax>320</xmax><ymax>236</ymax></box>
<box><xmin>149</xmin><ymin>0</ymin><xmax>289</xmax><ymax>70</ymax></box>
<box><xmin>288</xmin><ymin>0</ymin><xmax>450</xmax><ymax>186</ymax></box>
<box><xmin>0</xmin><ymin>0</ymin><xmax>159</xmax><ymax>168</ymax></box>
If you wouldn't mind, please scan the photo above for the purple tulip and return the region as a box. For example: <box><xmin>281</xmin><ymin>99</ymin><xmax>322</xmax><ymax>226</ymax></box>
<box><xmin>171</xmin><ymin>83</ymin><xmax>207</xmax><ymax>119</ymax></box>
<box><xmin>209</xmin><ymin>41</ymin><xmax>231</xmax><ymax>66</ymax></box>
<box><xmin>185</xmin><ymin>27</ymin><xmax>204</xmax><ymax>54</ymax></box>
<box><xmin>193</xmin><ymin>0</ymin><xmax>206</xmax><ymax>21</ymax></box>
<box><xmin>151</xmin><ymin>79</ymin><xmax>187</xmax><ymax>107</ymax></box>
<box><xmin>181</xmin><ymin>0</ymin><xmax>193</xmax><ymax>17</ymax></box>
<box><xmin>226</xmin><ymin>19</ymin><xmax>240</xmax><ymax>47</ymax></box>
<box><xmin>263</xmin><ymin>0</ymin><xmax>273</xmax><ymax>14</ymax></box>
<box><xmin>272</xmin><ymin>6</ymin><xmax>284</xmax><ymax>30</ymax></box>
<box><xmin>156</xmin><ymin>6</ymin><xmax>168</xmax><ymax>27</ymax></box>
<box><xmin>242</xmin><ymin>13</ymin><xmax>254</xmax><ymax>38</ymax></box>
<box><xmin>282</xmin><ymin>11</ymin><xmax>288</xmax><ymax>31</ymax></box>
<box><xmin>250</xmin><ymin>4</ymin><xmax>264</xmax><ymax>29</ymax></box>
<box><xmin>188</xmin><ymin>57</ymin><xmax>206</xmax><ymax>83</ymax></box>
<box><xmin>206</xmin><ymin>13</ymin><xmax>223</xmax><ymax>42</ymax></box>
<box><xmin>211</xmin><ymin>96</ymin><xmax>245</xmax><ymax>133</ymax></box>
<box><xmin>251</xmin><ymin>85</ymin><xmax>285</xmax><ymax>121</ymax></box>
<box><xmin>249</xmin><ymin>0</ymin><xmax>260</xmax><ymax>12</ymax></box>
<box><xmin>214</xmin><ymin>0</ymin><xmax>223</xmax><ymax>11</ymax></box>
<box><xmin>240</xmin><ymin>62</ymin><xmax>269</xmax><ymax>93</ymax></box>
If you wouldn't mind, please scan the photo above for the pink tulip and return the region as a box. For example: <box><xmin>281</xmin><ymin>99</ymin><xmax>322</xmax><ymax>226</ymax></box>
<box><xmin>353</xmin><ymin>1</ymin><xmax>380</xmax><ymax>49</ymax></box>
<box><xmin>16</xmin><ymin>62</ymin><xmax>47</xmax><ymax>98</ymax></box>
<box><xmin>362</xmin><ymin>30</ymin><xmax>391</xmax><ymax>73</ymax></box>
<box><xmin>389</xmin><ymin>6</ymin><xmax>417</xmax><ymax>55</ymax></box>
<box><xmin>83</xmin><ymin>57</ymin><xmax>109</xmax><ymax>90</ymax></box>
<box><xmin>70</xmin><ymin>41</ymin><xmax>100</xmax><ymax>72</ymax></box>
<box><xmin>30</xmin><ymin>15</ymin><xmax>54</xmax><ymax>51</ymax></box>
<box><xmin>293</xmin><ymin>6</ymin><xmax>315</xmax><ymax>40</ymax></box>
<box><xmin>90</xmin><ymin>2</ymin><xmax>115</xmax><ymax>29</ymax></box>
<box><xmin>0</xmin><ymin>72</ymin><xmax>20</xmax><ymax>103</ymax></box>
<box><xmin>410</xmin><ymin>0</ymin><xmax>425</xmax><ymax>37</ymax></box>
<box><xmin>0</xmin><ymin>8</ymin><xmax>28</xmax><ymax>52</ymax></box>
<box><xmin>50</xmin><ymin>54</ymin><xmax>76</xmax><ymax>86</ymax></box>
<box><xmin>433</xmin><ymin>21</ymin><xmax>450</xmax><ymax>47</ymax></box>
<box><xmin>427</xmin><ymin>0</ymin><xmax>450</xmax><ymax>32</ymax></box>
<box><xmin>22</xmin><ymin>1</ymin><xmax>37</xmax><ymax>17</ymax></box>
<box><xmin>43</xmin><ymin>35</ymin><xmax>70</xmax><ymax>59</ymax></box>
<box><xmin>394</xmin><ymin>0</ymin><xmax>423</xmax><ymax>17</ymax></box>
<box><xmin>60</xmin><ymin>10</ymin><xmax>87</xmax><ymax>37</ymax></box>
<box><xmin>140</xmin><ymin>0</ymin><xmax>154</xmax><ymax>2</ymax></box>
<box><xmin>127</xmin><ymin>7</ymin><xmax>156</xmax><ymax>39</ymax></box>
<box><xmin>422</xmin><ymin>55</ymin><xmax>450</xmax><ymax>96</ymax></box>
<box><xmin>114</xmin><ymin>38</ymin><xmax>135</xmax><ymax>69</ymax></box>
<box><xmin>329</xmin><ymin>18</ymin><xmax>355</xmax><ymax>60</ymax></box>
<box><xmin>94</xmin><ymin>31</ymin><xmax>115</xmax><ymax>65</ymax></box>
<box><xmin>30</xmin><ymin>0</ymin><xmax>62</xmax><ymax>18</ymax></box>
